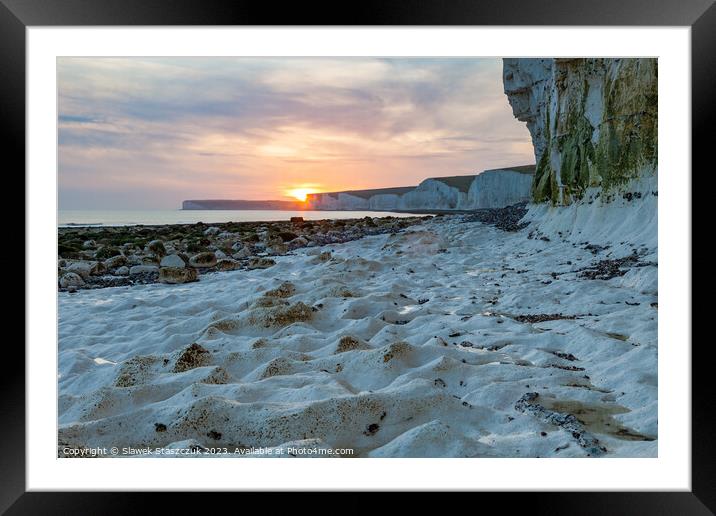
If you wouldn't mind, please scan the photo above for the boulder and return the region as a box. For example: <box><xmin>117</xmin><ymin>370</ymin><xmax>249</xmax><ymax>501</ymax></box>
<box><xmin>126</xmin><ymin>255</ymin><xmax>143</xmax><ymax>266</ymax></box>
<box><xmin>268</xmin><ymin>243</ymin><xmax>288</xmax><ymax>255</ymax></box>
<box><xmin>214</xmin><ymin>250</ymin><xmax>227</xmax><ymax>260</ymax></box>
<box><xmin>90</xmin><ymin>261</ymin><xmax>107</xmax><ymax>276</ymax></box>
<box><xmin>67</xmin><ymin>261</ymin><xmax>92</xmax><ymax>279</ymax></box>
<box><xmin>129</xmin><ymin>265</ymin><xmax>159</xmax><ymax>275</ymax></box>
<box><xmin>60</xmin><ymin>272</ymin><xmax>84</xmax><ymax>288</ymax></box>
<box><xmin>189</xmin><ymin>252</ymin><xmax>217</xmax><ymax>268</ymax></box>
<box><xmin>104</xmin><ymin>254</ymin><xmax>127</xmax><ymax>269</ymax></box>
<box><xmin>82</xmin><ymin>240</ymin><xmax>96</xmax><ymax>249</ymax></box>
<box><xmin>278</xmin><ymin>231</ymin><xmax>299</xmax><ymax>242</ymax></box>
<box><xmin>159</xmin><ymin>267</ymin><xmax>198</xmax><ymax>284</ymax></box>
<box><xmin>160</xmin><ymin>254</ymin><xmax>186</xmax><ymax>268</ymax></box>
<box><xmin>147</xmin><ymin>239</ymin><xmax>166</xmax><ymax>258</ymax></box>
<box><xmin>247</xmin><ymin>257</ymin><xmax>276</xmax><ymax>270</ymax></box>
<box><xmin>95</xmin><ymin>246</ymin><xmax>122</xmax><ymax>260</ymax></box>
<box><xmin>115</xmin><ymin>266</ymin><xmax>130</xmax><ymax>276</ymax></box>
<box><xmin>215</xmin><ymin>259</ymin><xmax>240</xmax><ymax>271</ymax></box>
<box><xmin>287</xmin><ymin>236</ymin><xmax>309</xmax><ymax>250</ymax></box>
<box><xmin>232</xmin><ymin>247</ymin><xmax>252</xmax><ymax>260</ymax></box>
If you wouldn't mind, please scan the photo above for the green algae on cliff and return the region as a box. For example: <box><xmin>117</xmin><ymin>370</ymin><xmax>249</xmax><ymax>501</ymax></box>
<box><xmin>506</xmin><ymin>58</ymin><xmax>658</xmax><ymax>205</ymax></box>
<box><xmin>593</xmin><ymin>59</ymin><xmax>658</xmax><ymax>191</ymax></box>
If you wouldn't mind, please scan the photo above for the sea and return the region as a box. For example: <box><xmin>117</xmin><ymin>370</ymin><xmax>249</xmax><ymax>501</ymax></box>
<box><xmin>58</xmin><ymin>210</ymin><xmax>424</xmax><ymax>227</ymax></box>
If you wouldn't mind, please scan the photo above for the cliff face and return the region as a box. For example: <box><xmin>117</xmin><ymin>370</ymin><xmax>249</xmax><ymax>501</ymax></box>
<box><xmin>503</xmin><ymin>58</ymin><xmax>657</xmax><ymax>204</ymax></box>
<box><xmin>397</xmin><ymin>178</ymin><xmax>469</xmax><ymax>210</ymax></box>
<box><xmin>306</xmin><ymin>167</ymin><xmax>534</xmax><ymax>211</ymax></box>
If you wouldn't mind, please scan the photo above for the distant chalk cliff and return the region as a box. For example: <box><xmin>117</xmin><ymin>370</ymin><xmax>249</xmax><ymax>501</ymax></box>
<box><xmin>305</xmin><ymin>166</ymin><xmax>535</xmax><ymax>211</ymax></box>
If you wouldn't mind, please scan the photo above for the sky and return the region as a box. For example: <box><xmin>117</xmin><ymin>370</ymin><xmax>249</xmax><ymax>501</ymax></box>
<box><xmin>58</xmin><ymin>57</ymin><xmax>534</xmax><ymax>210</ymax></box>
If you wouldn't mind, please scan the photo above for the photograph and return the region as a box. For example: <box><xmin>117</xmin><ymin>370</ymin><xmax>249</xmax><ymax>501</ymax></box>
<box><xmin>56</xmin><ymin>56</ymin><xmax>659</xmax><ymax>459</ymax></box>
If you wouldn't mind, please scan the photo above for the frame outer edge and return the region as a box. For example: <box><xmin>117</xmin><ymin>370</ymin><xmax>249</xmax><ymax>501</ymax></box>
<box><xmin>691</xmin><ymin>2</ymin><xmax>716</xmax><ymax>512</ymax></box>
<box><xmin>1</xmin><ymin>0</ymin><xmax>27</xmax><ymax>513</ymax></box>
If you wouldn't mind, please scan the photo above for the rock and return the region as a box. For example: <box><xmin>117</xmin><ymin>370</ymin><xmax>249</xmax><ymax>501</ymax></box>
<box><xmin>215</xmin><ymin>259</ymin><xmax>240</xmax><ymax>271</ymax></box>
<box><xmin>286</xmin><ymin>236</ymin><xmax>309</xmax><ymax>251</ymax></box>
<box><xmin>231</xmin><ymin>241</ymin><xmax>244</xmax><ymax>252</ymax></box>
<box><xmin>95</xmin><ymin>246</ymin><xmax>122</xmax><ymax>260</ymax></box>
<box><xmin>214</xmin><ymin>250</ymin><xmax>227</xmax><ymax>260</ymax></box>
<box><xmin>232</xmin><ymin>247</ymin><xmax>252</xmax><ymax>260</ymax></box>
<box><xmin>290</xmin><ymin>216</ymin><xmax>304</xmax><ymax>226</ymax></box>
<box><xmin>146</xmin><ymin>239</ymin><xmax>166</xmax><ymax>258</ymax></box>
<box><xmin>67</xmin><ymin>262</ymin><xmax>92</xmax><ymax>279</ymax></box>
<box><xmin>159</xmin><ymin>266</ymin><xmax>198</xmax><ymax>284</ymax></box>
<box><xmin>247</xmin><ymin>257</ymin><xmax>276</xmax><ymax>270</ymax></box>
<box><xmin>90</xmin><ymin>261</ymin><xmax>107</xmax><ymax>276</ymax></box>
<box><xmin>278</xmin><ymin>231</ymin><xmax>299</xmax><ymax>242</ymax></box>
<box><xmin>203</xmin><ymin>226</ymin><xmax>220</xmax><ymax>236</ymax></box>
<box><xmin>58</xmin><ymin>259</ymin><xmax>67</xmax><ymax>268</ymax></box>
<box><xmin>268</xmin><ymin>242</ymin><xmax>288</xmax><ymax>255</ymax></box>
<box><xmin>160</xmin><ymin>254</ymin><xmax>186</xmax><ymax>268</ymax></box>
<box><xmin>103</xmin><ymin>254</ymin><xmax>127</xmax><ymax>269</ymax></box>
<box><xmin>82</xmin><ymin>240</ymin><xmax>96</xmax><ymax>249</ymax></box>
<box><xmin>189</xmin><ymin>252</ymin><xmax>217</xmax><ymax>268</ymax></box>
<box><xmin>129</xmin><ymin>265</ymin><xmax>159</xmax><ymax>275</ymax></box>
<box><xmin>60</xmin><ymin>272</ymin><xmax>84</xmax><ymax>288</ymax></box>
<box><xmin>126</xmin><ymin>255</ymin><xmax>142</xmax><ymax>266</ymax></box>
<box><xmin>115</xmin><ymin>266</ymin><xmax>129</xmax><ymax>276</ymax></box>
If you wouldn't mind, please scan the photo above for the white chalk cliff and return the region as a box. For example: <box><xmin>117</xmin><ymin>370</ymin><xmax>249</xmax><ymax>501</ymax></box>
<box><xmin>503</xmin><ymin>58</ymin><xmax>657</xmax><ymax>204</ymax></box>
<box><xmin>306</xmin><ymin>166</ymin><xmax>535</xmax><ymax>211</ymax></box>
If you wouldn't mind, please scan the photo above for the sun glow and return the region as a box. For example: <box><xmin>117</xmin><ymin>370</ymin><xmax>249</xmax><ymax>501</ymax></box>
<box><xmin>287</xmin><ymin>188</ymin><xmax>318</xmax><ymax>202</ymax></box>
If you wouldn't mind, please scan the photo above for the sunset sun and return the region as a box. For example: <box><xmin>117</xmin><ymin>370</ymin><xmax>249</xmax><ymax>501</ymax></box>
<box><xmin>287</xmin><ymin>188</ymin><xmax>317</xmax><ymax>202</ymax></box>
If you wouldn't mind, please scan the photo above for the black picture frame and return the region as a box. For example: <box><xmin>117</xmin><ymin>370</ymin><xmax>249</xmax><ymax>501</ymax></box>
<box><xmin>6</xmin><ymin>0</ymin><xmax>711</xmax><ymax>512</ymax></box>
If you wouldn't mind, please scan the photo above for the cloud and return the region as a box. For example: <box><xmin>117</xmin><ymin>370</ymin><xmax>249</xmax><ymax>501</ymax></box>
<box><xmin>58</xmin><ymin>57</ymin><xmax>533</xmax><ymax>209</ymax></box>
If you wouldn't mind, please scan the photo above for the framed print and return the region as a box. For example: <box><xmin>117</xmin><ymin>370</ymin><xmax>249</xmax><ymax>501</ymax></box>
<box><xmin>7</xmin><ymin>0</ymin><xmax>712</xmax><ymax>512</ymax></box>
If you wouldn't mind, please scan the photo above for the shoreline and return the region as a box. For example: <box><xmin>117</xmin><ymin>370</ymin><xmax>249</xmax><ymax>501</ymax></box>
<box><xmin>58</xmin><ymin>205</ymin><xmax>534</xmax><ymax>292</ymax></box>
<box><xmin>58</xmin><ymin>214</ymin><xmax>431</xmax><ymax>291</ymax></box>
<box><xmin>58</xmin><ymin>209</ymin><xmax>427</xmax><ymax>228</ymax></box>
